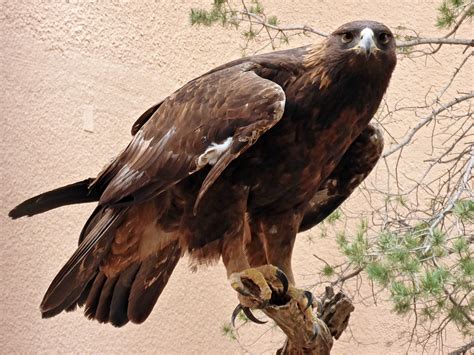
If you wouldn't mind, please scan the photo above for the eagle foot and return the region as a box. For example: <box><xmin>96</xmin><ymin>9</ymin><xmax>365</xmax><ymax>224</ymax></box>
<box><xmin>286</xmin><ymin>286</ymin><xmax>318</xmax><ymax>319</ymax></box>
<box><xmin>229</xmin><ymin>265</ymin><xmax>316</xmax><ymax>326</ymax></box>
<box><xmin>229</xmin><ymin>265</ymin><xmax>288</xmax><ymax>309</ymax></box>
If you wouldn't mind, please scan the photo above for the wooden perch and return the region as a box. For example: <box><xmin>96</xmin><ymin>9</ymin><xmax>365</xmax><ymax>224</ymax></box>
<box><xmin>264</xmin><ymin>286</ymin><xmax>354</xmax><ymax>355</ymax></box>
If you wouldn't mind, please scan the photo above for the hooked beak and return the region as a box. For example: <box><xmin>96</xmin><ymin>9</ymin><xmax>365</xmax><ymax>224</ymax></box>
<box><xmin>357</xmin><ymin>28</ymin><xmax>377</xmax><ymax>58</ymax></box>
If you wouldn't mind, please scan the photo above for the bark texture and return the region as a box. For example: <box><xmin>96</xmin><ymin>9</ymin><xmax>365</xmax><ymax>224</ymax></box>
<box><xmin>265</xmin><ymin>287</ymin><xmax>354</xmax><ymax>354</ymax></box>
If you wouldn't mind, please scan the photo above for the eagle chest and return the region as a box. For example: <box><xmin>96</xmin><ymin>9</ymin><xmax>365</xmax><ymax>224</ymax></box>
<box><xmin>241</xmin><ymin>107</ymin><xmax>369</xmax><ymax>213</ymax></box>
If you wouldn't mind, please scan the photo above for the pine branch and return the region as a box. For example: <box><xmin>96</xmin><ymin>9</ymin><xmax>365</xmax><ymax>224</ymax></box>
<box><xmin>191</xmin><ymin>1</ymin><xmax>473</xmax><ymax>51</ymax></box>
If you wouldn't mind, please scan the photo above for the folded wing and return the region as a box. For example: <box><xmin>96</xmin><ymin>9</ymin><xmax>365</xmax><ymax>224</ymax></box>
<box><xmin>94</xmin><ymin>62</ymin><xmax>286</xmax><ymax>210</ymax></box>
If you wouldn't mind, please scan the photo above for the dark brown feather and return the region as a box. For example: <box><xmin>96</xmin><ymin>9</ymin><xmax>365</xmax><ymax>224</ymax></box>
<box><xmin>131</xmin><ymin>102</ymin><xmax>163</xmax><ymax>136</ymax></box>
<box><xmin>64</xmin><ymin>276</ymin><xmax>94</xmax><ymax>312</ymax></box>
<box><xmin>41</xmin><ymin>208</ymin><xmax>126</xmax><ymax>317</ymax></box>
<box><xmin>93</xmin><ymin>63</ymin><xmax>286</xmax><ymax>209</ymax></box>
<box><xmin>95</xmin><ymin>276</ymin><xmax>119</xmax><ymax>323</ymax></box>
<box><xmin>78</xmin><ymin>206</ymin><xmax>103</xmax><ymax>245</ymax></box>
<box><xmin>85</xmin><ymin>272</ymin><xmax>107</xmax><ymax>319</ymax></box>
<box><xmin>109</xmin><ymin>262</ymin><xmax>140</xmax><ymax>327</ymax></box>
<box><xmin>127</xmin><ymin>240</ymin><xmax>181</xmax><ymax>324</ymax></box>
<box><xmin>8</xmin><ymin>178</ymin><xmax>98</xmax><ymax>219</ymax></box>
<box><xmin>299</xmin><ymin>124</ymin><xmax>384</xmax><ymax>232</ymax></box>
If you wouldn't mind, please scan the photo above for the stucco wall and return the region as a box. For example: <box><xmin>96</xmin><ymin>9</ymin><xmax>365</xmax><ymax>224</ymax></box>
<box><xmin>1</xmin><ymin>1</ymin><xmax>470</xmax><ymax>354</ymax></box>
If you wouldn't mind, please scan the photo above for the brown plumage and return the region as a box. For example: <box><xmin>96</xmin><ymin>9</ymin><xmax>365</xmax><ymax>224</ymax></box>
<box><xmin>9</xmin><ymin>20</ymin><xmax>396</xmax><ymax>326</ymax></box>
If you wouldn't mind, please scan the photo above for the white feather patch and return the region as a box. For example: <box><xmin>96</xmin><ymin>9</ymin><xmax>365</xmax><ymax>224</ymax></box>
<box><xmin>196</xmin><ymin>137</ymin><xmax>233</xmax><ymax>168</ymax></box>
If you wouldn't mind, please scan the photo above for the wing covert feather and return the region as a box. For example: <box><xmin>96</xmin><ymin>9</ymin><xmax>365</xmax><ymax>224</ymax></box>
<box><xmin>95</xmin><ymin>63</ymin><xmax>285</xmax><ymax>208</ymax></box>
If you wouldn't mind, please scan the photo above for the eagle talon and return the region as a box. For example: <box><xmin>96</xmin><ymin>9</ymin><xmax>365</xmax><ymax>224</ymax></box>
<box><xmin>275</xmin><ymin>269</ymin><xmax>289</xmax><ymax>296</ymax></box>
<box><xmin>303</xmin><ymin>290</ymin><xmax>314</xmax><ymax>311</ymax></box>
<box><xmin>231</xmin><ymin>304</ymin><xmax>267</xmax><ymax>327</ymax></box>
<box><xmin>314</xmin><ymin>297</ymin><xmax>323</xmax><ymax>315</ymax></box>
<box><xmin>310</xmin><ymin>323</ymin><xmax>320</xmax><ymax>341</ymax></box>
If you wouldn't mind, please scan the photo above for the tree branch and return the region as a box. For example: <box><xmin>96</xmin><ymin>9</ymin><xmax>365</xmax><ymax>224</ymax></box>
<box><xmin>448</xmin><ymin>340</ymin><xmax>474</xmax><ymax>355</ymax></box>
<box><xmin>383</xmin><ymin>92</ymin><xmax>474</xmax><ymax>158</ymax></box>
<box><xmin>396</xmin><ymin>37</ymin><xmax>474</xmax><ymax>48</ymax></box>
<box><xmin>239</xmin><ymin>10</ymin><xmax>328</xmax><ymax>37</ymax></box>
<box><xmin>442</xmin><ymin>4</ymin><xmax>473</xmax><ymax>39</ymax></box>
<box><xmin>236</xmin><ymin>7</ymin><xmax>473</xmax><ymax>49</ymax></box>
<box><xmin>243</xmin><ymin>13</ymin><xmax>474</xmax><ymax>49</ymax></box>
<box><xmin>227</xmin><ymin>5</ymin><xmax>474</xmax><ymax>50</ymax></box>
<box><xmin>263</xmin><ymin>286</ymin><xmax>354</xmax><ymax>354</ymax></box>
<box><xmin>397</xmin><ymin>3</ymin><xmax>474</xmax><ymax>48</ymax></box>
<box><xmin>331</xmin><ymin>267</ymin><xmax>363</xmax><ymax>286</ymax></box>
<box><xmin>445</xmin><ymin>288</ymin><xmax>474</xmax><ymax>325</ymax></box>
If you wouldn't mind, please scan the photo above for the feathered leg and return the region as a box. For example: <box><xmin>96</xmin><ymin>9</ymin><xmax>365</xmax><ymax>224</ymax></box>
<box><xmin>256</xmin><ymin>211</ymin><xmax>302</xmax><ymax>285</ymax></box>
<box><xmin>221</xmin><ymin>216</ymin><xmax>251</xmax><ymax>277</ymax></box>
<box><xmin>228</xmin><ymin>210</ymin><xmax>316</xmax><ymax>328</ymax></box>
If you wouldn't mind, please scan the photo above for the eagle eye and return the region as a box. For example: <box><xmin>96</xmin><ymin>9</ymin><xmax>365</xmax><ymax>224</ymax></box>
<box><xmin>341</xmin><ymin>32</ymin><xmax>354</xmax><ymax>44</ymax></box>
<box><xmin>378</xmin><ymin>32</ymin><xmax>391</xmax><ymax>45</ymax></box>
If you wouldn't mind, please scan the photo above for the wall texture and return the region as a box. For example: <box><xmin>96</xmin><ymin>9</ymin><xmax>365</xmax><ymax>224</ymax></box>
<box><xmin>1</xmin><ymin>1</ymin><xmax>470</xmax><ymax>354</ymax></box>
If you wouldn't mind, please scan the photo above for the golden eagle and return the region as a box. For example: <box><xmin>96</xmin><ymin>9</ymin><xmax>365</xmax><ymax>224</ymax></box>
<box><xmin>9</xmin><ymin>20</ymin><xmax>396</xmax><ymax>327</ymax></box>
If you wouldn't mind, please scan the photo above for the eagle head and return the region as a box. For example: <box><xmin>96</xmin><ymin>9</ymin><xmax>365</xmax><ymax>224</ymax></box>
<box><xmin>327</xmin><ymin>20</ymin><xmax>397</xmax><ymax>73</ymax></box>
<box><xmin>305</xmin><ymin>20</ymin><xmax>397</xmax><ymax>90</ymax></box>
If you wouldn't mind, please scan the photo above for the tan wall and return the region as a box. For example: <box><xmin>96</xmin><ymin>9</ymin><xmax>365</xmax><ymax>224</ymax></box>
<box><xmin>1</xmin><ymin>1</ymin><xmax>470</xmax><ymax>354</ymax></box>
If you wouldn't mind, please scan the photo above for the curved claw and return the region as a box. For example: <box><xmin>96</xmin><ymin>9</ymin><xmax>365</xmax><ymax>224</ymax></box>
<box><xmin>314</xmin><ymin>297</ymin><xmax>323</xmax><ymax>315</ymax></box>
<box><xmin>310</xmin><ymin>323</ymin><xmax>320</xmax><ymax>342</ymax></box>
<box><xmin>231</xmin><ymin>304</ymin><xmax>242</xmax><ymax>327</ymax></box>
<box><xmin>303</xmin><ymin>290</ymin><xmax>314</xmax><ymax>311</ymax></box>
<box><xmin>275</xmin><ymin>269</ymin><xmax>289</xmax><ymax>295</ymax></box>
<box><xmin>242</xmin><ymin>306</ymin><xmax>267</xmax><ymax>325</ymax></box>
<box><xmin>231</xmin><ymin>304</ymin><xmax>267</xmax><ymax>327</ymax></box>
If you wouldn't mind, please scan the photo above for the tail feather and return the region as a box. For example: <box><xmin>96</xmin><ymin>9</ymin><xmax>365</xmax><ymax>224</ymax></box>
<box><xmin>81</xmin><ymin>242</ymin><xmax>181</xmax><ymax>326</ymax></box>
<box><xmin>40</xmin><ymin>208</ymin><xmax>126</xmax><ymax>317</ymax></box>
<box><xmin>78</xmin><ymin>242</ymin><xmax>182</xmax><ymax>327</ymax></box>
<box><xmin>48</xmin><ymin>241</ymin><xmax>181</xmax><ymax>327</ymax></box>
<box><xmin>41</xmin><ymin>204</ymin><xmax>182</xmax><ymax>326</ymax></box>
<box><xmin>9</xmin><ymin>178</ymin><xmax>99</xmax><ymax>219</ymax></box>
<box><xmin>95</xmin><ymin>276</ymin><xmax>119</xmax><ymax>323</ymax></box>
<box><xmin>84</xmin><ymin>272</ymin><xmax>107</xmax><ymax>319</ymax></box>
<box><xmin>109</xmin><ymin>263</ymin><xmax>141</xmax><ymax>327</ymax></box>
<box><xmin>13</xmin><ymin>177</ymin><xmax>182</xmax><ymax>326</ymax></box>
<box><xmin>127</xmin><ymin>242</ymin><xmax>181</xmax><ymax>324</ymax></box>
